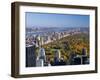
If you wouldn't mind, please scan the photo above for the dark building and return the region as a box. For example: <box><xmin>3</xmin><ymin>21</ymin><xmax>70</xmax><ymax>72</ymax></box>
<box><xmin>51</xmin><ymin>59</ymin><xmax>66</xmax><ymax>66</ymax></box>
<box><xmin>69</xmin><ymin>52</ymin><xmax>76</xmax><ymax>65</ymax></box>
<box><xmin>82</xmin><ymin>55</ymin><xmax>89</xmax><ymax>64</ymax></box>
<box><xmin>73</xmin><ymin>57</ymin><xmax>81</xmax><ymax>65</ymax></box>
<box><xmin>81</xmin><ymin>48</ymin><xmax>89</xmax><ymax>64</ymax></box>
<box><xmin>73</xmin><ymin>55</ymin><xmax>89</xmax><ymax>65</ymax></box>
<box><xmin>72</xmin><ymin>48</ymin><xmax>89</xmax><ymax>65</ymax></box>
<box><xmin>26</xmin><ymin>45</ymin><xmax>36</xmax><ymax>67</ymax></box>
<box><xmin>82</xmin><ymin>48</ymin><xmax>86</xmax><ymax>55</ymax></box>
<box><xmin>69</xmin><ymin>48</ymin><xmax>89</xmax><ymax>65</ymax></box>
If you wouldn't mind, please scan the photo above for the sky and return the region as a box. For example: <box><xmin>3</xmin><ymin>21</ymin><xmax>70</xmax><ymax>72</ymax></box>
<box><xmin>25</xmin><ymin>12</ymin><xmax>89</xmax><ymax>28</ymax></box>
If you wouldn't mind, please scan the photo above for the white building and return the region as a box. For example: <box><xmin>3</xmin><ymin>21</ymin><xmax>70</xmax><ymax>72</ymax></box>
<box><xmin>36</xmin><ymin>58</ymin><xmax>44</xmax><ymax>67</ymax></box>
<box><xmin>36</xmin><ymin>48</ymin><xmax>46</xmax><ymax>67</ymax></box>
<box><xmin>38</xmin><ymin>48</ymin><xmax>46</xmax><ymax>59</ymax></box>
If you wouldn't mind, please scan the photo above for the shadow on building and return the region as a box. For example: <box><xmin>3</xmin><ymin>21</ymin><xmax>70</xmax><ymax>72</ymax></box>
<box><xmin>26</xmin><ymin>45</ymin><xmax>36</xmax><ymax>67</ymax></box>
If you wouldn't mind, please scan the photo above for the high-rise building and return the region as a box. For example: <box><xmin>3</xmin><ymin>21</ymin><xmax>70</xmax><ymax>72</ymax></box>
<box><xmin>54</xmin><ymin>50</ymin><xmax>61</xmax><ymax>61</ymax></box>
<box><xmin>81</xmin><ymin>48</ymin><xmax>89</xmax><ymax>64</ymax></box>
<box><xmin>82</xmin><ymin>56</ymin><xmax>89</xmax><ymax>64</ymax></box>
<box><xmin>82</xmin><ymin>48</ymin><xmax>86</xmax><ymax>55</ymax></box>
<box><xmin>38</xmin><ymin>48</ymin><xmax>46</xmax><ymax>61</ymax></box>
<box><xmin>36</xmin><ymin>48</ymin><xmax>46</xmax><ymax>67</ymax></box>
<box><xmin>36</xmin><ymin>59</ymin><xmax>44</xmax><ymax>67</ymax></box>
<box><xmin>54</xmin><ymin>50</ymin><xmax>61</xmax><ymax>59</ymax></box>
<box><xmin>72</xmin><ymin>49</ymin><xmax>89</xmax><ymax>65</ymax></box>
<box><xmin>26</xmin><ymin>45</ymin><xmax>36</xmax><ymax>67</ymax></box>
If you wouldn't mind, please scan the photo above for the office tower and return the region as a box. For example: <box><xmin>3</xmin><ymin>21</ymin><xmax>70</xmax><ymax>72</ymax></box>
<box><xmin>36</xmin><ymin>48</ymin><xmax>46</xmax><ymax>67</ymax></box>
<box><xmin>36</xmin><ymin>58</ymin><xmax>44</xmax><ymax>67</ymax></box>
<box><xmin>82</xmin><ymin>48</ymin><xmax>86</xmax><ymax>55</ymax></box>
<box><xmin>38</xmin><ymin>48</ymin><xmax>46</xmax><ymax>61</ymax></box>
<box><xmin>81</xmin><ymin>48</ymin><xmax>89</xmax><ymax>64</ymax></box>
<box><xmin>82</xmin><ymin>56</ymin><xmax>89</xmax><ymax>64</ymax></box>
<box><xmin>26</xmin><ymin>45</ymin><xmax>36</xmax><ymax>67</ymax></box>
<box><xmin>73</xmin><ymin>48</ymin><xmax>89</xmax><ymax>65</ymax></box>
<box><xmin>54</xmin><ymin>50</ymin><xmax>61</xmax><ymax>61</ymax></box>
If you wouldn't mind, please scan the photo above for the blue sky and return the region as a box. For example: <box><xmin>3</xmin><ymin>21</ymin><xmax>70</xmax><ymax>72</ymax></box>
<box><xmin>25</xmin><ymin>12</ymin><xmax>89</xmax><ymax>28</ymax></box>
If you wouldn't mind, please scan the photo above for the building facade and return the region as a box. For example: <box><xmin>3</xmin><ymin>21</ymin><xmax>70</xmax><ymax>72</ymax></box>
<box><xmin>26</xmin><ymin>45</ymin><xmax>36</xmax><ymax>67</ymax></box>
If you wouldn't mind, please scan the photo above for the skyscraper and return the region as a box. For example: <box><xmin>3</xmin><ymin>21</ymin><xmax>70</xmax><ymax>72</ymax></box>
<box><xmin>54</xmin><ymin>50</ymin><xmax>61</xmax><ymax>60</ymax></box>
<box><xmin>26</xmin><ymin>45</ymin><xmax>36</xmax><ymax>67</ymax></box>
<box><xmin>36</xmin><ymin>48</ymin><xmax>46</xmax><ymax>67</ymax></box>
<box><xmin>38</xmin><ymin>48</ymin><xmax>46</xmax><ymax>61</ymax></box>
<box><xmin>82</xmin><ymin>48</ymin><xmax>86</xmax><ymax>55</ymax></box>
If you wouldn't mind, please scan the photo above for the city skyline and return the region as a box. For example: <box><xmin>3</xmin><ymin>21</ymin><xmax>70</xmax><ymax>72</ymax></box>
<box><xmin>25</xmin><ymin>12</ymin><xmax>90</xmax><ymax>67</ymax></box>
<box><xmin>25</xmin><ymin>12</ymin><xmax>89</xmax><ymax>28</ymax></box>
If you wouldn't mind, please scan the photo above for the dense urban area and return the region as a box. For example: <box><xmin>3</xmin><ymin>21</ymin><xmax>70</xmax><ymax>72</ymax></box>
<box><xmin>26</xmin><ymin>27</ymin><xmax>89</xmax><ymax>67</ymax></box>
